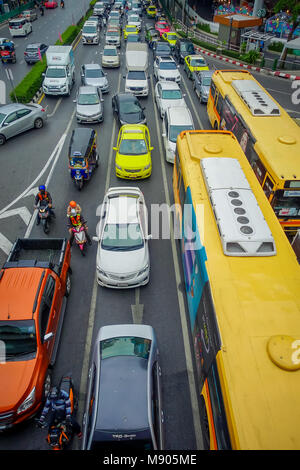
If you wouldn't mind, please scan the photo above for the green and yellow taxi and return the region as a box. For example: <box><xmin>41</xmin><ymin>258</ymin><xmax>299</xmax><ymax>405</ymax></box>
<box><xmin>114</xmin><ymin>124</ymin><xmax>153</xmax><ymax>179</ymax></box>
<box><xmin>184</xmin><ymin>54</ymin><xmax>209</xmax><ymax>79</ymax></box>
<box><xmin>124</xmin><ymin>24</ymin><xmax>139</xmax><ymax>40</ymax></box>
<box><xmin>146</xmin><ymin>5</ymin><xmax>157</xmax><ymax>18</ymax></box>
<box><xmin>161</xmin><ymin>31</ymin><xmax>178</xmax><ymax>48</ymax></box>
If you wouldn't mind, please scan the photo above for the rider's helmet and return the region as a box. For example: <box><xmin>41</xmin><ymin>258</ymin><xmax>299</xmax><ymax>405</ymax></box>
<box><xmin>69</xmin><ymin>201</ymin><xmax>77</xmax><ymax>208</ymax></box>
<box><xmin>39</xmin><ymin>185</ymin><xmax>46</xmax><ymax>192</ymax></box>
<box><xmin>49</xmin><ymin>386</ymin><xmax>59</xmax><ymax>400</ymax></box>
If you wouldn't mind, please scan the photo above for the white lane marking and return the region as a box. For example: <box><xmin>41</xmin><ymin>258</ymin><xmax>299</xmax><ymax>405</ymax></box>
<box><xmin>47</xmin><ymin>98</ymin><xmax>62</xmax><ymax>118</ymax></box>
<box><xmin>0</xmin><ymin>207</ymin><xmax>32</xmax><ymax>225</ymax></box>
<box><xmin>25</xmin><ymin>109</ymin><xmax>76</xmax><ymax>238</ymax></box>
<box><xmin>150</xmin><ymin>75</ymin><xmax>203</xmax><ymax>450</ymax></box>
<box><xmin>0</xmin><ymin>233</ymin><xmax>13</xmax><ymax>255</ymax></box>
<box><xmin>131</xmin><ymin>287</ymin><xmax>144</xmax><ymax>324</ymax></box>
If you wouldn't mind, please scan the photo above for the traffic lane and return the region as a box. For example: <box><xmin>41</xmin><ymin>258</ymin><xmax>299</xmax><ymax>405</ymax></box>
<box><xmin>0</xmin><ymin>2</ymin><xmax>89</xmax><ymax>101</ymax></box>
<box><xmin>0</xmin><ymin>35</ymin><xmax>119</xmax><ymax>264</ymax></box>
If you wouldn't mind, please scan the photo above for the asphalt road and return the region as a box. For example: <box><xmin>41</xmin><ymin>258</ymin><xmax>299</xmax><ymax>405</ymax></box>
<box><xmin>0</xmin><ymin>7</ymin><xmax>299</xmax><ymax>452</ymax></box>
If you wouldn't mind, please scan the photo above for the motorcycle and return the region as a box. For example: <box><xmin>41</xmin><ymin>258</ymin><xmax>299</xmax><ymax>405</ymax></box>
<box><xmin>37</xmin><ymin>200</ymin><xmax>53</xmax><ymax>234</ymax></box>
<box><xmin>71</xmin><ymin>224</ymin><xmax>87</xmax><ymax>256</ymax></box>
<box><xmin>38</xmin><ymin>375</ymin><xmax>76</xmax><ymax>451</ymax></box>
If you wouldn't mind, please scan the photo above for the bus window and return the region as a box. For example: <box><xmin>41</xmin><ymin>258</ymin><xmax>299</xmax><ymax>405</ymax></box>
<box><xmin>263</xmin><ymin>175</ymin><xmax>275</xmax><ymax>199</ymax></box>
<box><xmin>216</xmin><ymin>92</ymin><xmax>224</xmax><ymax>117</ymax></box>
<box><xmin>251</xmin><ymin>158</ymin><xmax>266</xmax><ymax>185</ymax></box>
<box><xmin>210</xmin><ymin>80</ymin><xmax>217</xmax><ymax>100</ymax></box>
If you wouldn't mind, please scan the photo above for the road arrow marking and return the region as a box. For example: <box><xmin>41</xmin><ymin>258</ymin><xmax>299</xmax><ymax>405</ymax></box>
<box><xmin>0</xmin><ymin>207</ymin><xmax>32</xmax><ymax>225</ymax></box>
<box><xmin>0</xmin><ymin>233</ymin><xmax>12</xmax><ymax>255</ymax></box>
<box><xmin>131</xmin><ymin>287</ymin><xmax>144</xmax><ymax>324</ymax></box>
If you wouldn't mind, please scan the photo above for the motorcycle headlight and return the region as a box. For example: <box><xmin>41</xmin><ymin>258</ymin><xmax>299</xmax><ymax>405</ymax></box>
<box><xmin>17</xmin><ymin>387</ymin><xmax>36</xmax><ymax>414</ymax></box>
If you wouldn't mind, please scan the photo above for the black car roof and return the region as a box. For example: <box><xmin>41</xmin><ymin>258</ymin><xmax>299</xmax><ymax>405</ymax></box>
<box><xmin>95</xmin><ymin>355</ymin><xmax>149</xmax><ymax>435</ymax></box>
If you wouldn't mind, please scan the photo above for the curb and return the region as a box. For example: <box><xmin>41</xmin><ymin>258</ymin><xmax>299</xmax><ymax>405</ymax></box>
<box><xmin>194</xmin><ymin>46</ymin><xmax>300</xmax><ymax>81</ymax></box>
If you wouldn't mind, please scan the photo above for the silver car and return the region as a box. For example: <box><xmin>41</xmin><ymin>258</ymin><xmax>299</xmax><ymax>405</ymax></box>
<box><xmin>101</xmin><ymin>45</ymin><xmax>120</xmax><ymax>68</ymax></box>
<box><xmin>21</xmin><ymin>9</ymin><xmax>38</xmax><ymax>21</ymax></box>
<box><xmin>81</xmin><ymin>63</ymin><xmax>109</xmax><ymax>93</ymax></box>
<box><xmin>74</xmin><ymin>86</ymin><xmax>104</xmax><ymax>124</ymax></box>
<box><xmin>93</xmin><ymin>187</ymin><xmax>151</xmax><ymax>288</ymax></box>
<box><xmin>193</xmin><ymin>70</ymin><xmax>213</xmax><ymax>103</ymax></box>
<box><xmin>0</xmin><ymin>103</ymin><xmax>47</xmax><ymax>146</ymax></box>
<box><xmin>82</xmin><ymin>324</ymin><xmax>164</xmax><ymax>450</ymax></box>
<box><xmin>154</xmin><ymin>80</ymin><xmax>186</xmax><ymax>119</ymax></box>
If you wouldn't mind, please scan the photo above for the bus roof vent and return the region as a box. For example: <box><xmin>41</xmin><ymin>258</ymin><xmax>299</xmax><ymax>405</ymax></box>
<box><xmin>200</xmin><ymin>157</ymin><xmax>276</xmax><ymax>257</ymax></box>
<box><xmin>231</xmin><ymin>79</ymin><xmax>281</xmax><ymax>116</ymax></box>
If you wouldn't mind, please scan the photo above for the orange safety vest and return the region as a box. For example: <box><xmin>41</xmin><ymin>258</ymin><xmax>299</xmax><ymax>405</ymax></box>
<box><xmin>38</xmin><ymin>191</ymin><xmax>50</xmax><ymax>201</ymax></box>
<box><xmin>70</xmin><ymin>214</ymin><xmax>81</xmax><ymax>227</ymax></box>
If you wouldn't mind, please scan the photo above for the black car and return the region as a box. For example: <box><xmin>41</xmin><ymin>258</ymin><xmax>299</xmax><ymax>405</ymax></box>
<box><xmin>112</xmin><ymin>92</ymin><xmax>146</xmax><ymax>126</ymax></box>
<box><xmin>24</xmin><ymin>43</ymin><xmax>48</xmax><ymax>64</ymax></box>
<box><xmin>153</xmin><ymin>41</ymin><xmax>172</xmax><ymax>59</ymax></box>
<box><xmin>174</xmin><ymin>38</ymin><xmax>195</xmax><ymax>64</ymax></box>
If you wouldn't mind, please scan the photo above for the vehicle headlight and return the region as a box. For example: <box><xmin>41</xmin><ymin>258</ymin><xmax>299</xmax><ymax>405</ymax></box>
<box><xmin>138</xmin><ymin>264</ymin><xmax>149</xmax><ymax>276</ymax></box>
<box><xmin>115</xmin><ymin>164</ymin><xmax>122</xmax><ymax>170</ymax></box>
<box><xmin>143</xmin><ymin>164</ymin><xmax>151</xmax><ymax>170</ymax></box>
<box><xmin>17</xmin><ymin>387</ymin><xmax>36</xmax><ymax>414</ymax></box>
<box><xmin>97</xmin><ymin>267</ymin><xmax>107</xmax><ymax>277</ymax></box>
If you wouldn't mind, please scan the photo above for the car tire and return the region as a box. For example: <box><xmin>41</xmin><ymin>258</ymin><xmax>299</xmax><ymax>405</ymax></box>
<box><xmin>0</xmin><ymin>134</ymin><xmax>6</xmax><ymax>145</ymax></box>
<box><xmin>34</xmin><ymin>118</ymin><xmax>43</xmax><ymax>129</ymax></box>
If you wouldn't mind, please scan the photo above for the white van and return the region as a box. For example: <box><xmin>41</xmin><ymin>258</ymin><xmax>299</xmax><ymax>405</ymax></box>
<box><xmin>9</xmin><ymin>18</ymin><xmax>32</xmax><ymax>37</ymax></box>
<box><xmin>162</xmin><ymin>106</ymin><xmax>195</xmax><ymax>163</ymax></box>
<box><xmin>82</xmin><ymin>20</ymin><xmax>100</xmax><ymax>45</ymax></box>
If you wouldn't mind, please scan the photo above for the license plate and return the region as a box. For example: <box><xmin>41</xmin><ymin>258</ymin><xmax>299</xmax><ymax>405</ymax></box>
<box><xmin>118</xmin><ymin>283</ymin><xmax>128</xmax><ymax>287</ymax></box>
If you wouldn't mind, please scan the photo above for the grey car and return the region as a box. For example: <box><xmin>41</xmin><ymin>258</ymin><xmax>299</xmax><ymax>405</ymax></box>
<box><xmin>24</xmin><ymin>43</ymin><xmax>48</xmax><ymax>64</ymax></box>
<box><xmin>0</xmin><ymin>103</ymin><xmax>47</xmax><ymax>145</ymax></box>
<box><xmin>193</xmin><ymin>70</ymin><xmax>213</xmax><ymax>103</ymax></box>
<box><xmin>81</xmin><ymin>63</ymin><xmax>109</xmax><ymax>93</ymax></box>
<box><xmin>82</xmin><ymin>324</ymin><xmax>164</xmax><ymax>450</ymax></box>
<box><xmin>74</xmin><ymin>86</ymin><xmax>104</xmax><ymax>124</ymax></box>
<box><xmin>21</xmin><ymin>9</ymin><xmax>38</xmax><ymax>21</ymax></box>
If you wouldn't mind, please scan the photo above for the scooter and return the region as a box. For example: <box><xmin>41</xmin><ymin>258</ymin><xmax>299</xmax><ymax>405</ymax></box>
<box><xmin>71</xmin><ymin>225</ymin><xmax>87</xmax><ymax>256</ymax></box>
<box><xmin>37</xmin><ymin>200</ymin><xmax>53</xmax><ymax>234</ymax></box>
<box><xmin>37</xmin><ymin>375</ymin><xmax>76</xmax><ymax>451</ymax></box>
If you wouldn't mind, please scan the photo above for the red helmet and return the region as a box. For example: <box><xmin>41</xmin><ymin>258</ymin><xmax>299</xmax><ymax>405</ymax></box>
<box><xmin>69</xmin><ymin>201</ymin><xmax>77</xmax><ymax>208</ymax></box>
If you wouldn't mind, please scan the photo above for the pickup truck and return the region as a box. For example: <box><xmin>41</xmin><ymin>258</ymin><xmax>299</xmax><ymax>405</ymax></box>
<box><xmin>0</xmin><ymin>238</ymin><xmax>71</xmax><ymax>430</ymax></box>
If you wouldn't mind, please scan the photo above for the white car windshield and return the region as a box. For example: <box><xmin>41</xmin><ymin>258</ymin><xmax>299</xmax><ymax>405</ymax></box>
<box><xmin>83</xmin><ymin>26</ymin><xmax>97</xmax><ymax>33</ymax></box>
<box><xmin>159</xmin><ymin>61</ymin><xmax>177</xmax><ymax>70</ymax></box>
<box><xmin>162</xmin><ymin>89</ymin><xmax>182</xmax><ymax>100</ymax></box>
<box><xmin>101</xmin><ymin>223</ymin><xmax>144</xmax><ymax>250</ymax></box>
<box><xmin>46</xmin><ymin>68</ymin><xmax>66</xmax><ymax>78</ymax></box>
<box><xmin>78</xmin><ymin>93</ymin><xmax>99</xmax><ymax>105</ymax></box>
<box><xmin>169</xmin><ymin>125</ymin><xmax>194</xmax><ymax>143</ymax></box>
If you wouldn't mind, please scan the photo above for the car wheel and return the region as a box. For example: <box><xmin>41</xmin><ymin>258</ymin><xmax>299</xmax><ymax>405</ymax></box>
<box><xmin>0</xmin><ymin>134</ymin><xmax>6</xmax><ymax>145</ymax></box>
<box><xmin>34</xmin><ymin>118</ymin><xmax>43</xmax><ymax>129</ymax></box>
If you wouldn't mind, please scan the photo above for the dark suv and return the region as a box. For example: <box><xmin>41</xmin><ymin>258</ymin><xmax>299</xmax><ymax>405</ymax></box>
<box><xmin>82</xmin><ymin>324</ymin><xmax>164</xmax><ymax>450</ymax></box>
<box><xmin>174</xmin><ymin>38</ymin><xmax>195</xmax><ymax>64</ymax></box>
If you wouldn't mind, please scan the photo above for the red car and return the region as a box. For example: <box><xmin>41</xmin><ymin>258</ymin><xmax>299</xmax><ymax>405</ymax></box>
<box><xmin>44</xmin><ymin>1</ymin><xmax>58</xmax><ymax>8</ymax></box>
<box><xmin>155</xmin><ymin>21</ymin><xmax>170</xmax><ymax>37</ymax></box>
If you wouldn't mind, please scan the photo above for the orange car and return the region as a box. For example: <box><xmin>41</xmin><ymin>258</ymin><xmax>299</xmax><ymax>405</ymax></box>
<box><xmin>0</xmin><ymin>238</ymin><xmax>71</xmax><ymax>429</ymax></box>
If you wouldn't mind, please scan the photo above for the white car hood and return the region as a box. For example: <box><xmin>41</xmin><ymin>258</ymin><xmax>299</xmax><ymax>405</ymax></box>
<box><xmin>158</xmin><ymin>69</ymin><xmax>180</xmax><ymax>80</ymax></box>
<box><xmin>126</xmin><ymin>78</ymin><xmax>147</xmax><ymax>87</ymax></box>
<box><xmin>44</xmin><ymin>77</ymin><xmax>66</xmax><ymax>86</ymax></box>
<box><xmin>98</xmin><ymin>246</ymin><xmax>148</xmax><ymax>274</ymax></box>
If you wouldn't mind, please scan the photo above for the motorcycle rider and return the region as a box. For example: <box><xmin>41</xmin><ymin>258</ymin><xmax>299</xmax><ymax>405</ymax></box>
<box><xmin>34</xmin><ymin>185</ymin><xmax>55</xmax><ymax>225</ymax></box>
<box><xmin>68</xmin><ymin>209</ymin><xmax>92</xmax><ymax>246</ymax></box>
<box><xmin>37</xmin><ymin>386</ymin><xmax>82</xmax><ymax>438</ymax></box>
<box><xmin>67</xmin><ymin>200</ymin><xmax>82</xmax><ymax>217</ymax></box>
<box><xmin>60</xmin><ymin>0</ymin><xmax>64</xmax><ymax>8</ymax></box>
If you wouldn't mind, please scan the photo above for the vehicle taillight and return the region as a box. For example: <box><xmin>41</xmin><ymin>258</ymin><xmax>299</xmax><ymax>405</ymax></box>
<box><xmin>24</xmin><ymin>52</ymin><xmax>28</xmax><ymax>55</ymax></box>
<box><xmin>41</xmin><ymin>109</ymin><xmax>46</xmax><ymax>112</ymax></box>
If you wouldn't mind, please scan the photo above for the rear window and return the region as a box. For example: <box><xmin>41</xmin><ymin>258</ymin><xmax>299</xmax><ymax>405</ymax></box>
<box><xmin>9</xmin><ymin>20</ymin><xmax>25</xmax><ymax>26</ymax></box>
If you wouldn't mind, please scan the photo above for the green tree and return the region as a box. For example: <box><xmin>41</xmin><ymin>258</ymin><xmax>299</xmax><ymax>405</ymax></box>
<box><xmin>274</xmin><ymin>0</ymin><xmax>300</xmax><ymax>65</ymax></box>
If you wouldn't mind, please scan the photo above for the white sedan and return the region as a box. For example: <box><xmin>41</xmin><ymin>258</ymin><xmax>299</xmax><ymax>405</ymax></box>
<box><xmin>154</xmin><ymin>55</ymin><xmax>181</xmax><ymax>84</ymax></box>
<box><xmin>93</xmin><ymin>187</ymin><xmax>151</xmax><ymax>288</ymax></box>
<box><xmin>154</xmin><ymin>80</ymin><xmax>186</xmax><ymax>118</ymax></box>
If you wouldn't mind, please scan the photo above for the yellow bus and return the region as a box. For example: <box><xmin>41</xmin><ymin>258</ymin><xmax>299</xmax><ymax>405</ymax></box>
<box><xmin>206</xmin><ymin>69</ymin><xmax>300</xmax><ymax>238</ymax></box>
<box><xmin>173</xmin><ymin>130</ymin><xmax>300</xmax><ymax>450</ymax></box>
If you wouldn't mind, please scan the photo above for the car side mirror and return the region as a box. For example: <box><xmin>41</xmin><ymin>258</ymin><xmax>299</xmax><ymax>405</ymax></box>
<box><xmin>150</xmin><ymin>146</ymin><xmax>154</xmax><ymax>151</ymax></box>
<box><xmin>92</xmin><ymin>236</ymin><xmax>99</xmax><ymax>242</ymax></box>
<box><xmin>42</xmin><ymin>72</ymin><xmax>45</xmax><ymax>77</ymax></box>
<box><xmin>162</xmin><ymin>133</ymin><xmax>166</xmax><ymax>138</ymax></box>
<box><xmin>146</xmin><ymin>234</ymin><xmax>152</xmax><ymax>240</ymax></box>
<box><xmin>2</xmin><ymin>122</ymin><xmax>8</xmax><ymax>127</ymax></box>
<box><xmin>113</xmin><ymin>147</ymin><xmax>117</xmax><ymax>151</ymax></box>
<box><xmin>73</xmin><ymin>99</ymin><xmax>77</xmax><ymax>103</ymax></box>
